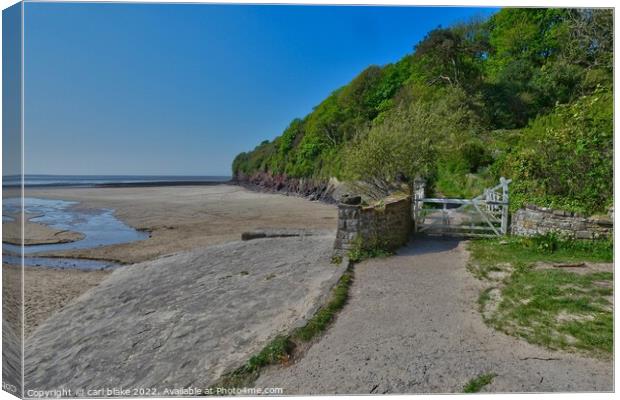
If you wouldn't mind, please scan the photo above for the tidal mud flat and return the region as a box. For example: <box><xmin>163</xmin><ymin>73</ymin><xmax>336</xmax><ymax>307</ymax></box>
<box><xmin>2</xmin><ymin>215</ymin><xmax>84</xmax><ymax>246</ymax></box>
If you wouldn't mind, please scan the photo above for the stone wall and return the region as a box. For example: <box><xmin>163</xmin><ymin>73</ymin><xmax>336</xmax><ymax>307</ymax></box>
<box><xmin>333</xmin><ymin>196</ymin><xmax>412</xmax><ymax>256</ymax></box>
<box><xmin>511</xmin><ymin>204</ymin><xmax>613</xmax><ymax>239</ymax></box>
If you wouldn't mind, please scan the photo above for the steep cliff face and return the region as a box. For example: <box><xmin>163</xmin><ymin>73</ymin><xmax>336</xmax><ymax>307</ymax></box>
<box><xmin>234</xmin><ymin>172</ymin><xmax>343</xmax><ymax>203</ymax></box>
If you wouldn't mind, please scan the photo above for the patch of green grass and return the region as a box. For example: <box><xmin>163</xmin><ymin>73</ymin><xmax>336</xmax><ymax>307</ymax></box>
<box><xmin>331</xmin><ymin>255</ymin><xmax>343</xmax><ymax>265</ymax></box>
<box><xmin>213</xmin><ymin>268</ymin><xmax>354</xmax><ymax>390</ymax></box>
<box><xmin>469</xmin><ymin>235</ymin><xmax>613</xmax><ymax>358</ymax></box>
<box><xmin>463</xmin><ymin>373</ymin><xmax>497</xmax><ymax>393</ymax></box>
<box><xmin>246</xmin><ymin>335</ymin><xmax>294</xmax><ymax>372</ymax></box>
<box><xmin>491</xmin><ymin>267</ymin><xmax>612</xmax><ymax>356</ymax></box>
<box><xmin>468</xmin><ymin>235</ymin><xmax>612</xmax><ymax>278</ymax></box>
<box><xmin>478</xmin><ymin>287</ymin><xmax>493</xmax><ymax>311</ymax></box>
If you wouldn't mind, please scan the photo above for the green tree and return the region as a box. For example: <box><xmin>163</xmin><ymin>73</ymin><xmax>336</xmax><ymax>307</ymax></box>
<box><xmin>503</xmin><ymin>88</ymin><xmax>612</xmax><ymax>214</ymax></box>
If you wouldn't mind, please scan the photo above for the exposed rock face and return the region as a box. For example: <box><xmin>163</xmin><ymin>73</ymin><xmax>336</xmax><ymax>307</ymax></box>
<box><xmin>511</xmin><ymin>204</ymin><xmax>613</xmax><ymax>239</ymax></box>
<box><xmin>233</xmin><ymin>172</ymin><xmax>343</xmax><ymax>203</ymax></box>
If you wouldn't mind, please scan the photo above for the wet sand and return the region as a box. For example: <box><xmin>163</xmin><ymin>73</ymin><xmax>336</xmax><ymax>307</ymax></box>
<box><xmin>3</xmin><ymin>214</ymin><xmax>85</xmax><ymax>246</ymax></box>
<box><xmin>20</xmin><ymin>184</ymin><xmax>337</xmax><ymax>264</ymax></box>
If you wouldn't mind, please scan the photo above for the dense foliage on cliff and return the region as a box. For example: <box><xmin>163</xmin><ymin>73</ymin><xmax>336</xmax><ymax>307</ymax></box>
<box><xmin>232</xmin><ymin>8</ymin><xmax>613</xmax><ymax>215</ymax></box>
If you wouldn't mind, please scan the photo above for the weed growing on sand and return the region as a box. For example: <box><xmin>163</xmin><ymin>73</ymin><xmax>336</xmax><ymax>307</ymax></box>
<box><xmin>331</xmin><ymin>255</ymin><xmax>343</xmax><ymax>264</ymax></box>
<box><xmin>216</xmin><ymin>336</ymin><xmax>295</xmax><ymax>389</ymax></box>
<box><xmin>347</xmin><ymin>236</ymin><xmax>393</xmax><ymax>263</ymax></box>
<box><xmin>213</xmin><ymin>267</ymin><xmax>354</xmax><ymax>390</ymax></box>
<box><xmin>463</xmin><ymin>373</ymin><xmax>497</xmax><ymax>393</ymax></box>
<box><xmin>293</xmin><ymin>270</ymin><xmax>352</xmax><ymax>342</ymax></box>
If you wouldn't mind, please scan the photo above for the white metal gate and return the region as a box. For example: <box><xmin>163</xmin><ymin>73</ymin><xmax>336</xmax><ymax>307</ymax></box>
<box><xmin>413</xmin><ymin>177</ymin><xmax>511</xmax><ymax>237</ymax></box>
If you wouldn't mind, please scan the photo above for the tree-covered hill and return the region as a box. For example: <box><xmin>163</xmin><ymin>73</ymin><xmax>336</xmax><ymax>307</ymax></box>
<box><xmin>232</xmin><ymin>8</ymin><xmax>613</xmax><ymax>215</ymax></box>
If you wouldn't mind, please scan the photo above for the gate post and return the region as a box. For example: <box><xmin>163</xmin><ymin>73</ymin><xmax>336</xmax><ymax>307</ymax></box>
<box><xmin>500</xmin><ymin>177</ymin><xmax>509</xmax><ymax>235</ymax></box>
<box><xmin>412</xmin><ymin>178</ymin><xmax>426</xmax><ymax>233</ymax></box>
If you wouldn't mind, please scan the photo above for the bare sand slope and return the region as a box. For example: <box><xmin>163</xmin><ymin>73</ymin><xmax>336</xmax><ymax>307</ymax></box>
<box><xmin>2</xmin><ymin>263</ymin><xmax>22</xmax><ymax>394</ymax></box>
<box><xmin>25</xmin><ymin>234</ymin><xmax>345</xmax><ymax>393</ymax></box>
<box><xmin>22</xmin><ymin>185</ymin><xmax>337</xmax><ymax>264</ymax></box>
<box><xmin>2</xmin><ymin>265</ymin><xmax>111</xmax><ymax>338</ymax></box>
<box><xmin>257</xmin><ymin>238</ymin><xmax>612</xmax><ymax>394</ymax></box>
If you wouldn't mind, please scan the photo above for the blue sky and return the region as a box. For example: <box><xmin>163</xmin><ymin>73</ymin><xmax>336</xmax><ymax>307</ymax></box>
<box><xmin>23</xmin><ymin>3</ymin><xmax>497</xmax><ymax>176</ymax></box>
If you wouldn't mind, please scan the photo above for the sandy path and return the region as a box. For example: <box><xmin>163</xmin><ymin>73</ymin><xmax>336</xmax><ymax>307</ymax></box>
<box><xmin>257</xmin><ymin>238</ymin><xmax>612</xmax><ymax>393</ymax></box>
<box><xmin>18</xmin><ymin>185</ymin><xmax>337</xmax><ymax>264</ymax></box>
<box><xmin>25</xmin><ymin>234</ymin><xmax>345</xmax><ymax>393</ymax></box>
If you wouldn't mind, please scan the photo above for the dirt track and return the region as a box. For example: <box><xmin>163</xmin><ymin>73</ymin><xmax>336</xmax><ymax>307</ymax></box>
<box><xmin>257</xmin><ymin>238</ymin><xmax>612</xmax><ymax>393</ymax></box>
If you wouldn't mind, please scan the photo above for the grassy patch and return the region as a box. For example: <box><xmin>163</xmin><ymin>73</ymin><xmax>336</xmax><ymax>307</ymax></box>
<box><xmin>213</xmin><ymin>267</ymin><xmax>354</xmax><ymax>390</ymax></box>
<box><xmin>217</xmin><ymin>335</ymin><xmax>294</xmax><ymax>388</ymax></box>
<box><xmin>491</xmin><ymin>267</ymin><xmax>612</xmax><ymax>356</ymax></box>
<box><xmin>469</xmin><ymin>235</ymin><xmax>613</xmax><ymax>358</ymax></box>
<box><xmin>468</xmin><ymin>235</ymin><xmax>612</xmax><ymax>279</ymax></box>
<box><xmin>463</xmin><ymin>373</ymin><xmax>497</xmax><ymax>393</ymax></box>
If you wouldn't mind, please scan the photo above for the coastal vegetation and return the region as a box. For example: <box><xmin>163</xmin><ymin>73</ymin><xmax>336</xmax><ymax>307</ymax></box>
<box><xmin>233</xmin><ymin>8</ymin><xmax>613</xmax><ymax>215</ymax></box>
<box><xmin>347</xmin><ymin>235</ymin><xmax>393</xmax><ymax>262</ymax></box>
<box><xmin>463</xmin><ymin>373</ymin><xmax>497</xmax><ymax>393</ymax></box>
<box><xmin>469</xmin><ymin>235</ymin><xmax>613</xmax><ymax>358</ymax></box>
<box><xmin>215</xmin><ymin>267</ymin><xmax>354</xmax><ymax>389</ymax></box>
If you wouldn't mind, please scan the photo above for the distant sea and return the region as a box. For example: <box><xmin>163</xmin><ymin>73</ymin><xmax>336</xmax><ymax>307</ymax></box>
<box><xmin>2</xmin><ymin>174</ymin><xmax>232</xmax><ymax>188</ymax></box>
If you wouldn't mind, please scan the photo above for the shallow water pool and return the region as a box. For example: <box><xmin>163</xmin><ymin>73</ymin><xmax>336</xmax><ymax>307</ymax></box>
<box><xmin>2</xmin><ymin>197</ymin><xmax>148</xmax><ymax>269</ymax></box>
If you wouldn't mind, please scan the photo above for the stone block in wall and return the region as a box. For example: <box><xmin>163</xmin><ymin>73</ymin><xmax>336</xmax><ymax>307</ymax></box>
<box><xmin>575</xmin><ymin>230</ymin><xmax>594</xmax><ymax>239</ymax></box>
<box><xmin>512</xmin><ymin>206</ymin><xmax>613</xmax><ymax>239</ymax></box>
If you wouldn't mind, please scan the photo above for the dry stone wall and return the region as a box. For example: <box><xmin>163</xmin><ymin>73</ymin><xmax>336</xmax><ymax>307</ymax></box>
<box><xmin>511</xmin><ymin>204</ymin><xmax>613</xmax><ymax>239</ymax></box>
<box><xmin>333</xmin><ymin>196</ymin><xmax>412</xmax><ymax>256</ymax></box>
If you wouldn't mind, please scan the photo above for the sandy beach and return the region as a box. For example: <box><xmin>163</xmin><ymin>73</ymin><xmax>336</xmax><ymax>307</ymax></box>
<box><xmin>2</xmin><ymin>264</ymin><xmax>111</xmax><ymax>337</ymax></box>
<box><xmin>21</xmin><ymin>184</ymin><xmax>337</xmax><ymax>264</ymax></box>
<box><xmin>3</xmin><ymin>184</ymin><xmax>340</xmax><ymax>374</ymax></box>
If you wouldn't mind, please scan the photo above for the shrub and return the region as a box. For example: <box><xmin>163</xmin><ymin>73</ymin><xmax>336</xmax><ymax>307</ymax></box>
<box><xmin>502</xmin><ymin>87</ymin><xmax>612</xmax><ymax>215</ymax></box>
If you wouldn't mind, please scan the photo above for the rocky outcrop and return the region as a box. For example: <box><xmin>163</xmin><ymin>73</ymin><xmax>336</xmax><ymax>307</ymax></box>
<box><xmin>233</xmin><ymin>172</ymin><xmax>343</xmax><ymax>203</ymax></box>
